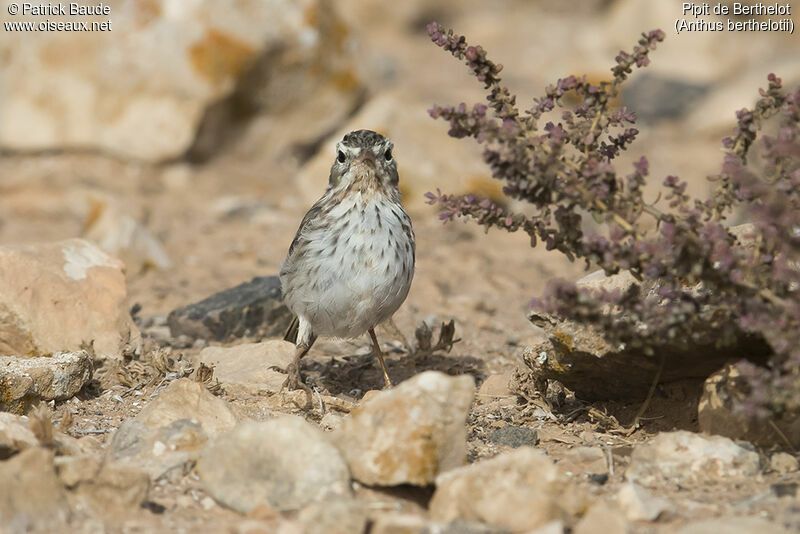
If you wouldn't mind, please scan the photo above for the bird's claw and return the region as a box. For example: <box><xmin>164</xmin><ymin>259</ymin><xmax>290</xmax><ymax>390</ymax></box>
<box><xmin>281</xmin><ymin>363</ymin><xmax>312</xmax><ymax>395</ymax></box>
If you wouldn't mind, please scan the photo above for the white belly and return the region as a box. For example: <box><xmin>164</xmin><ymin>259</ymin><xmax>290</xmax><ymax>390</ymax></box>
<box><xmin>281</xmin><ymin>194</ymin><xmax>414</xmax><ymax>338</ymax></box>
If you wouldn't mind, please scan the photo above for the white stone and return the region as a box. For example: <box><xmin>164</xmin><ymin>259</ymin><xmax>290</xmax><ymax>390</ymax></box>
<box><xmin>332</xmin><ymin>370</ymin><xmax>474</xmax><ymax>486</ymax></box>
<box><xmin>197</xmin><ymin>341</ymin><xmax>295</xmax><ymax>395</ymax></box>
<box><xmin>430</xmin><ymin>447</ymin><xmax>584</xmax><ymax>532</ymax></box>
<box><xmin>616</xmin><ymin>481</ymin><xmax>671</xmax><ymax>521</ymax></box>
<box><xmin>626</xmin><ymin>431</ymin><xmax>760</xmax><ymax>488</ymax></box>
<box><xmin>198</xmin><ymin>416</ymin><xmax>351</xmax><ymax>513</ymax></box>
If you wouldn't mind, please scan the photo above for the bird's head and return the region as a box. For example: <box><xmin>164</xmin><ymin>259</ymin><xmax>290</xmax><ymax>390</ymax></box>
<box><xmin>328</xmin><ymin>129</ymin><xmax>398</xmax><ymax>196</ymax></box>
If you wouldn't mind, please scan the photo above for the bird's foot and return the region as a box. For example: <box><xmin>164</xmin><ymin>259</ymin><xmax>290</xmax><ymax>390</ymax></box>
<box><xmin>281</xmin><ymin>363</ymin><xmax>312</xmax><ymax>395</ymax></box>
<box><xmin>381</xmin><ymin>371</ymin><xmax>393</xmax><ymax>389</ymax></box>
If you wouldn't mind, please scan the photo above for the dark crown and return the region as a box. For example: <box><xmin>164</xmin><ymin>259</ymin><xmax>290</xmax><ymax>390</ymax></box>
<box><xmin>341</xmin><ymin>129</ymin><xmax>386</xmax><ymax>149</ymax></box>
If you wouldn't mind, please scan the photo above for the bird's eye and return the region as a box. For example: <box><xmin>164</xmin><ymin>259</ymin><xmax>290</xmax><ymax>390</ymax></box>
<box><xmin>384</xmin><ymin>148</ymin><xmax>393</xmax><ymax>161</ymax></box>
<box><xmin>337</xmin><ymin>150</ymin><xmax>346</xmax><ymax>163</ymax></box>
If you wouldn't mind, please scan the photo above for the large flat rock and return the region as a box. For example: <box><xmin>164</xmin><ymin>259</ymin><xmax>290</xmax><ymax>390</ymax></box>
<box><xmin>0</xmin><ymin>239</ymin><xmax>140</xmax><ymax>360</ymax></box>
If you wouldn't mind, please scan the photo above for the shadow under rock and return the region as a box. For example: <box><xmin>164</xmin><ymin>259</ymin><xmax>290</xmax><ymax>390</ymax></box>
<box><xmin>300</xmin><ymin>349</ymin><xmax>486</xmax><ymax>397</ymax></box>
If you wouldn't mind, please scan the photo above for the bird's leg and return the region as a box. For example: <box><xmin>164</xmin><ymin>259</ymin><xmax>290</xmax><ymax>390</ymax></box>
<box><xmin>277</xmin><ymin>317</ymin><xmax>316</xmax><ymax>394</ymax></box>
<box><xmin>368</xmin><ymin>328</ymin><xmax>393</xmax><ymax>388</ymax></box>
<box><xmin>284</xmin><ymin>342</ymin><xmax>312</xmax><ymax>393</ymax></box>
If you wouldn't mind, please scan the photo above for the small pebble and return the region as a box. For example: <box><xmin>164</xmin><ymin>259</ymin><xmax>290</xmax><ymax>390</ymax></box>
<box><xmin>770</xmin><ymin>452</ymin><xmax>799</xmax><ymax>474</ymax></box>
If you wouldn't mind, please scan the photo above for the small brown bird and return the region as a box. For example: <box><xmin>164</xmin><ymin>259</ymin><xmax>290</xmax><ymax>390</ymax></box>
<box><xmin>280</xmin><ymin>130</ymin><xmax>415</xmax><ymax>390</ymax></box>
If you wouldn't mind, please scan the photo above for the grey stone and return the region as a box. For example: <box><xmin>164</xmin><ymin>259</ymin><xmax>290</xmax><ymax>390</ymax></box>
<box><xmin>168</xmin><ymin>276</ymin><xmax>292</xmax><ymax>341</ymax></box>
<box><xmin>487</xmin><ymin>425</ymin><xmax>539</xmax><ymax>448</ymax></box>
<box><xmin>621</xmin><ymin>73</ymin><xmax>709</xmax><ymax>123</ymax></box>
<box><xmin>197</xmin><ymin>416</ymin><xmax>351</xmax><ymax>513</ymax></box>
<box><xmin>0</xmin><ymin>351</ymin><xmax>92</xmax><ymax>413</ymax></box>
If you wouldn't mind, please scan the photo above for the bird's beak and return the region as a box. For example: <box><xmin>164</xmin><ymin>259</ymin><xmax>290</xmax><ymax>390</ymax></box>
<box><xmin>353</xmin><ymin>150</ymin><xmax>377</xmax><ymax>170</ymax></box>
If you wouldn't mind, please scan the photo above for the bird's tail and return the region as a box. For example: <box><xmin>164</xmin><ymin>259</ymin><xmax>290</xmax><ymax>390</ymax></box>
<box><xmin>284</xmin><ymin>316</ymin><xmax>299</xmax><ymax>344</ymax></box>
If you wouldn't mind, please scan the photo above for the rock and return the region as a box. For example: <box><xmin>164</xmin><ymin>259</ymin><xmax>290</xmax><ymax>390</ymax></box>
<box><xmin>529</xmin><ymin>523</ymin><xmax>565</xmax><ymax>534</ymax></box>
<box><xmin>621</xmin><ymin>73</ymin><xmax>709</xmax><ymax>123</ymax></box>
<box><xmin>0</xmin><ymin>412</ymin><xmax>39</xmax><ymax>457</ymax></box>
<box><xmin>78</xmin><ymin>464</ymin><xmax>150</xmax><ymax>513</ymax></box>
<box><xmin>616</xmin><ymin>481</ymin><xmax>670</xmax><ymax>522</ymax></box>
<box><xmin>109</xmin><ymin>418</ymin><xmax>209</xmax><ymax>482</ymax></box>
<box><xmin>486</xmin><ymin>425</ymin><xmax>539</xmax><ymax>448</ymax></box>
<box><xmin>524</xmin><ymin>232</ymin><xmax>771</xmax><ymax>401</ymax></box>
<box><xmin>82</xmin><ymin>193</ymin><xmax>172</xmax><ymax>273</ymax></box>
<box><xmin>429</xmin><ymin>447</ymin><xmax>584</xmax><ymax>532</ymax></box>
<box><xmin>0</xmin><ymin>239</ymin><xmax>141</xmax><ymax>360</ymax></box>
<box><xmin>54</xmin><ymin>454</ymin><xmax>103</xmax><ymax>488</ymax></box>
<box><xmin>676</xmin><ymin>517</ymin><xmax>790</xmax><ymax>534</ymax></box>
<box><xmin>558</xmin><ymin>446</ymin><xmax>609</xmax><ymax>477</ymax></box>
<box><xmin>770</xmin><ymin>452</ymin><xmax>799</xmax><ymax>474</ymax></box>
<box><xmin>168</xmin><ymin>276</ymin><xmax>292</xmax><ymax>342</ymax></box>
<box><xmin>0</xmin><ymin>411</ymin><xmax>93</xmax><ymax>457</ymax></box>
<box><xmin>370</xmin><ymin>514</ymin><xmax>429</xmax><ymax>534</ymax></box>
<box><xmin>574</xmin><ymin>502</ymin><xmax>629</xmax><ymax>534</ymax></box>
<box><xmin>626</xmin><ymin>431</ymin><xmax>760</xmax><ymax>488</ymax></box>
<box><xmin>686</xmin><ymin>58</ymin><xmax>800</xmax><ymax>138</ymax></box>
<box><xmin>332</xmin><ymin>370</ymin><xmax>475</xmax><ymax>486</ymax></box>
<box><xmin>0</xmin><ymin>448</ymin><xmax>70</xmax><ymax>530</ymax></box>
<box><xmin>476</xmin><ymin>373</ymin><xmax>514</xmax><ymax>403</ymax></box>
<box><xmin>108</xmin><ymin>378</ymin><xmax>236</xmax><ymax>480</ymax></box>
<box><xmin>0</xmin><ymin>351</ymin><xmax>92</xmax><ymax>413</ymax></box>
<box><xmin>134</xmin><ymin>378</ymin><xmax>237</xmax><ymax>436</ymax></box>
<box><xmin>197</xmin><ymin>416</ymin><xmax>351</xmax><ymax>513</ymax></box>
<box><xmin>197</xmin><ymin>341</ymin><xmax>295</xmax><ymax>395</ymax></box>
<box><xmin>320</xmin><ymin>412</ymin><xmax>345</xmax><ymax>431</ymax></box>
<box><xmin>698</xmin><ymin>364</ymin><xmax>800</xmax><ymax>449</ymax></box>
<box><xmin>55</xmin><ymin>453</ymin><xmax>150</xmax><ymax>512</ymax></box>
<box><xmin>0</xmin><ymin>0</ymin><xmax>362</xmax><ymax>162</ymax></box>
<box><xmin>297</xmin><ymin>496</ymin><xmax>368</xmax><ymax>534</ymax></box>
<box><xmin>370</xmin><ymin>514</ymin><xmax>509</xmax><ymax>534</ymax></box>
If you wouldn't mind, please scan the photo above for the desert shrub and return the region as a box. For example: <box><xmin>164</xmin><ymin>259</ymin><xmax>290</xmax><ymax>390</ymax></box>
<box><xmin>425</xmin><ymin>22</ymin><xmax>800</xmax><ymax>416</ymax></box>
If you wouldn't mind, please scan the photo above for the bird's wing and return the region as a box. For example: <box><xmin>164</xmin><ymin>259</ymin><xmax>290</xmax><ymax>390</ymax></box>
<box><xmin>287</xmin><ymin>201</ymin><xmax>325</xmax><ymax>258</ymax></box>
